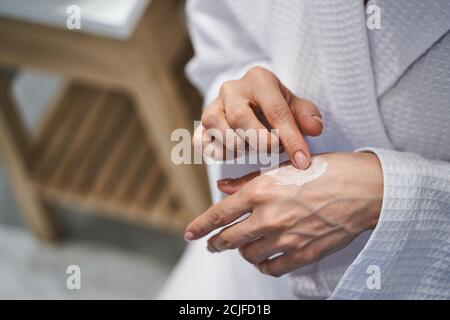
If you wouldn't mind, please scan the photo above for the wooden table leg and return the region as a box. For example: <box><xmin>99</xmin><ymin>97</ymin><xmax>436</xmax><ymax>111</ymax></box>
<box><xmin>0</xmin><ymin>70</ymin><xmax>58</xmax><ymax>241</ymax></box>
<box><xmin>124</xmin><ymin>0</ymin><xmax>211</xmax><ymax>219</ymax></box>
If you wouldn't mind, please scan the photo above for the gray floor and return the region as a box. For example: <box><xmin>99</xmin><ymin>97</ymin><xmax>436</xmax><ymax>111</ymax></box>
<box><xmin>0</xmin><ymin>224</ymin><xmax>176</xmax><ymax>299</ymax></box>
<box><xmin>0</xmin><ymin>70</ymin><xmax>185</xmax><ymax>299</ymax></box>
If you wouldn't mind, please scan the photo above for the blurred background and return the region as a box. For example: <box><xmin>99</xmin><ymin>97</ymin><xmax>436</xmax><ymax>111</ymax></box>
<box><xmin>0</xmin><ymin>0</ymin><xmax>210</xmax><ymax>299</ymax></box>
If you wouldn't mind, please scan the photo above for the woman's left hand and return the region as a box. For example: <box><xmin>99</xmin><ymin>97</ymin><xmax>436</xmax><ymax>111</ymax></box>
<box><xmin>184</xmin><ymin>152</ymin><xmax>383</xmax><ymax>277</ymax></box>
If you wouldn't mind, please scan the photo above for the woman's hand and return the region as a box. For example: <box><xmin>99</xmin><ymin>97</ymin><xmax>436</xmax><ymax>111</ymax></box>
<box><xmin>193</xmin><ymin>66</ymin><xmax>323</xmax><ymax>169</ymax></box>
<box><xmin>185</xmin><ymin>152</ymin><xmax>383</xmax><ymax>277</ymax></box>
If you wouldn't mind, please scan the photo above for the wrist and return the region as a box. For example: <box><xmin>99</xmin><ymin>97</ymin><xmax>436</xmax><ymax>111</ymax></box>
<box><xmin>358</xmin><ymin>151</ymin><xmax>383</xmax><ymax>230</ymax></box>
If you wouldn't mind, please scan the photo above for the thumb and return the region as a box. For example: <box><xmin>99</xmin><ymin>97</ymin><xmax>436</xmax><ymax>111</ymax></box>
<box><xmin>217</xmin><ymin>171</ymin><xmax>260</xmax><ymax>194</ymax></box>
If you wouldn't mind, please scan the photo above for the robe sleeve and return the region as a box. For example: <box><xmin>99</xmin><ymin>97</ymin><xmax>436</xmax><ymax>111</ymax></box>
<box><xmin>331</xmin><ymin>148</ymin><xmax>450</xmax><ymax>299</ymax></box>
<box><xmin>185</xmin><ymin>0</ymin><xmax>271</xmax><ymax>104</ymax></box>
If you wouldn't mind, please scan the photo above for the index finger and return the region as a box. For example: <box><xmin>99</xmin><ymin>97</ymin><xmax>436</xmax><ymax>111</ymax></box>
<box><xmin>184</xmin><ymin>189</ymin><xmax>253</xmax><ymax>241</ymax></box>
<box><xmin>253</xmin><ymin>82</ymin><xmax>311</xmax><ymax>169</ymax></box>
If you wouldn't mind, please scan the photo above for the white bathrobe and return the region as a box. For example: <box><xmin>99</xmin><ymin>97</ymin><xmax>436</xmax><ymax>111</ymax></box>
<box><xmin>160</xmin><ymin>0</ymin><xmax>450</xmax><ymax>299</ymax></box>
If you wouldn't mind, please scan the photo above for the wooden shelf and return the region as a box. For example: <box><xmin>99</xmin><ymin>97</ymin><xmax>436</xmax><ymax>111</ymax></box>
<box><xmin>29</xmin><ymin>83</ymin><xmax>188</xmax><ymax>233</ymax></box>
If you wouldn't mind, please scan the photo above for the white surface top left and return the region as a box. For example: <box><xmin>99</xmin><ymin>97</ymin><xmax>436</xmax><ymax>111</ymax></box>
<box><xmin>0</xmin><ymin>0</ymin><xmax>150</xmax><ymax>40</ymax></box>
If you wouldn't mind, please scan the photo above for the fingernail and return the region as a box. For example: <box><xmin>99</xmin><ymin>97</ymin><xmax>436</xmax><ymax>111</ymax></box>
<box><xmin>294</xmin><ymin>150</ymin><xmax>309</xmax><ymax>169</ymax></box>
<box><xmin>311</xmin><ymin>115</ymin><xmax>323</xmax><ymax>126</ymax></box>
<box><xmin>217</xmin><ymin>178</ymin><xmax>234</xmax><ymax>186</ymax></box>
<box><xmin>184</xmin><ymin>231</ymin><xmax>195</xmax><ymax>241</ymax></box>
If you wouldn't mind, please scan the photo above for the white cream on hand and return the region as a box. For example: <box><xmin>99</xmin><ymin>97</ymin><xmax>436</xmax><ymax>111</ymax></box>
<box><xmin>263</xmin><ymin>156</ymin><xmax>327</xmax><ymax>186</ymax></box>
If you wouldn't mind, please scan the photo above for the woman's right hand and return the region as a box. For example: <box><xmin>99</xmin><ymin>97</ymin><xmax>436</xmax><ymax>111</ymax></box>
<box><xmin>193</xmin><ymin>66</ymin><xmax>323</xmax><ymax>169</ymax></box>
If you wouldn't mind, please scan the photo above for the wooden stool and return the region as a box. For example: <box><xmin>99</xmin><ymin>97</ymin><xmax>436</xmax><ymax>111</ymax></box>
<box><xmin>0</xmin><ymin>0</ymin><xmax>210</xmax><ymax>241</ymax></box>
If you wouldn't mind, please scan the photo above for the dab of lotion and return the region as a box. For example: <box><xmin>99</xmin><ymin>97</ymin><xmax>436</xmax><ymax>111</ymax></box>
<box><xmin>263</xmin><ymin>157</ymin><xmax>327</xmax><ymax>186</ymax></box>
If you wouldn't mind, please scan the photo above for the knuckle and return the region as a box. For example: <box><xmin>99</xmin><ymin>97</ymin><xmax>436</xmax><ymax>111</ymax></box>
<box><xmin>246</xmin><ymin>66</ymin><xmax>272</xmax><ymax>80</ymax></box>
<box><xmin>250</xmin><ymin>175</ymin><xmax>271</xmax><ymax>189</ymax></box>
<box><xmin>209</xmin><ymin>208</ymin><xmax>224</xmax><ymax>226</ymax></box>
<box><xmin>248</xmin><ymin>186</ymin><xmax>269</xmax><ymax>204</ymax></box>
<box><xmin>278</xmin><ymin>236</ymin><xmax>295</xmax><ymax>251</ymax></box>
<box><xmin>254</xmin><ymin>212</ymin><xmax>278</xmax><ymax>233</ymax></box>
<box><xmin>219</xmin><ymin>234</ymin><xmax>235</xmax><ymax>249</ymax></box>
<box><xmin>270</xmin><ymin>104</ymin><xmax>291</xmax><ymax>123</ymax></box>
<box><xmin>226</xmin><ymin>107</ymin><xmax>247</xmax><ymax>127</ymax></box>
<box><xmin>201</xmin><ymin>107</ymin><xmax>218</xmax><ymax>128</ymax></box>
<box><xmin>220</xmin><ymin>80</ymin><xmax>238</xmax><ymax>96</ymax></box>
<box><xmin>261</xmin><ymin>220</ymin><xmax>279</xmax><ymax>234</ymax></box>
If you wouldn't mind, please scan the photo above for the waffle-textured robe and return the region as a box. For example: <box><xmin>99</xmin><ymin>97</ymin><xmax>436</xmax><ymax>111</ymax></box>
<box><xmin>160</xmin><ymin>0</ymin><xmax>450</xmax><ymax>299</ymax></box>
